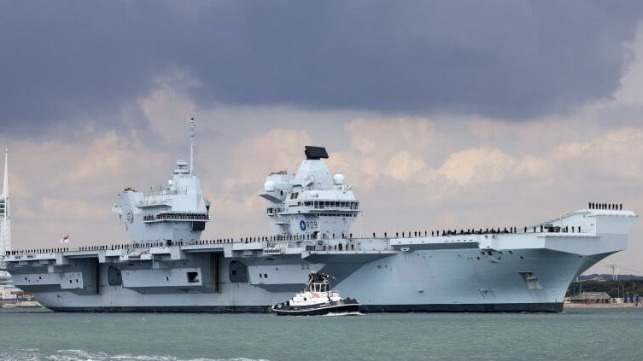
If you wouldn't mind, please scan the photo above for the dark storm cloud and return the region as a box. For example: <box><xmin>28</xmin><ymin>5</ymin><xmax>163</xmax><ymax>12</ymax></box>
<box><xmin>1</xmin><ymin>0</ymin><xmax>643</xmax><ymax>135</ymax></box>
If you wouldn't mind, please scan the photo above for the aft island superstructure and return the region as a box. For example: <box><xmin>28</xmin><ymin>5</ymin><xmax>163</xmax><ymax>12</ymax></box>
<box><xmin>1</xmin><ymin>132</ymin><xmax>638</xmax><ymax>312</ymax></box>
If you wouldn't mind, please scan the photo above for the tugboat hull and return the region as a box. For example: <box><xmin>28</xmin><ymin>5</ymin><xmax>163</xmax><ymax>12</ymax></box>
<box><xmin>272</xmin><ymin>299</ymin><xmax>360</xmax><ymax>316</ymax></box>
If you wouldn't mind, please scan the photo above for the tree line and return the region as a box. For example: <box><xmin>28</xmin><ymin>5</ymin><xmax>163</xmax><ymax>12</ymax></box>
<box><xmin>566</xmin><ymin>279</ymin><xmax>643</xmax><ymax>298</ymax></box>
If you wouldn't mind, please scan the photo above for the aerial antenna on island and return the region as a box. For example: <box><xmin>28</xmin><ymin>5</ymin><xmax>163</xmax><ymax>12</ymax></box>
<box><xmin>189</xmin><ymin>115</ymin><xmax>196</xmax><ymax>175</ymax></box>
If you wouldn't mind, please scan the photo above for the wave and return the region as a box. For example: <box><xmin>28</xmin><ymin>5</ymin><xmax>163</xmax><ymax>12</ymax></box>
<box><xmin>323</xmin><ymin>311</ymin><xmax>363</xmax><ymax>316</ymax></box>
<box><xmin>1</xmin><ymin>349</ymin><xmax>271</xmax><ymax>361</ymax></box>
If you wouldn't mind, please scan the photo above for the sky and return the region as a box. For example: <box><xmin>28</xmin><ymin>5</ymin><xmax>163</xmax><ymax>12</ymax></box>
<box><xmin>1</xmin><ymin>0</ymin><xmax>643</xmax><ymax>276</ymax></box>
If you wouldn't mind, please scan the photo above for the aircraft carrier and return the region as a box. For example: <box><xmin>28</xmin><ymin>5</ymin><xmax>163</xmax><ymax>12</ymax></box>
<box><xmin>1</xmin><ymin>125</ymin><xmax>638</xmax><ymax>312</ymax></box>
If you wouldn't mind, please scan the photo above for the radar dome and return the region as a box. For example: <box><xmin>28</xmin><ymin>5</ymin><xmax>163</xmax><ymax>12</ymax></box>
<box><xmin>333</xmin><ymin>173</ymin><xmax>345</xmax><ymax>185</ymax></box>
<box><xmin>264</xmin><ymin>180</ymin><xmax>276</xmax><ymax>192</ymax></box>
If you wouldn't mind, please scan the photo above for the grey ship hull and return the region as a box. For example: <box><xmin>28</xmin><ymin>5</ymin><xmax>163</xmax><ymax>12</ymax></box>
<box><xmin>32</xmin><ymin>247</ymin><xmax>573</xmax><ymax>313</ymax></box>
<box><xmin>7</xmin><ymin>247</ymin><xmax>589</xmax><ymax>313</ymax></box>
<box><xmin>5</xmin><ymin>206</ymin><xmax>634</xmax><ymax>313</ymax></box>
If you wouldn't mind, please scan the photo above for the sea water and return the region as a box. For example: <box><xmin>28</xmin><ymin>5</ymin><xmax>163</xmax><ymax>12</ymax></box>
<box><xmin>1</xmin><ymin>308</ymin><xmax>642</xmax><ymax>361</ymax></box>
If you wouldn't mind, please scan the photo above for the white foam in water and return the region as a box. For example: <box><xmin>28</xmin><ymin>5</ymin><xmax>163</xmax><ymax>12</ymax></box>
<box><xmin>3</xmin><ymin>349</ymin><xmax>271</xmax><ymax>361</ymax></box>
<box><xmin>0</xmin><ymin>348</ymin><xmax>41</xmax><ymax>361</ymax></box>
<box><xmin>323</xmin><ymin>311</ymin><xmax>363</xmax><ymax>317</ymax></box>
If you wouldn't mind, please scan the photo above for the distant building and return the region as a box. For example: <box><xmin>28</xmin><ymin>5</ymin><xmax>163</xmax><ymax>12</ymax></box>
<box><xmin>569</xmin><ymin>292</ymin><xmax>611</xmax><ymax>304</ymax></box>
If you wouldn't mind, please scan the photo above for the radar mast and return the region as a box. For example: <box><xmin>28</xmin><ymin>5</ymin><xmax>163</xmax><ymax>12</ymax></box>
<box><xmin>189</xmin><ymin>116</ymin><xmax>196</xmax><ymax>175</ymax></box>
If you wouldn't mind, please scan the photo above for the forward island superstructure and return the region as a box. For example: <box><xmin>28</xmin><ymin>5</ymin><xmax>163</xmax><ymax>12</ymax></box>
<box><xmin>1</xmin><ymin>129</ymin><xmax>638</xmax><ymax>312</ymax></box>
<box><xmin>111</xmin><ymin>120</ymin><xmax>210</xmax><ymax>246</ymax></box>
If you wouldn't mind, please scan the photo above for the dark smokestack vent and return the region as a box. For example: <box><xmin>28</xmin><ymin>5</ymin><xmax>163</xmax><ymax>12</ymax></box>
<box><xmin>304</xmin><ymin>146</ymin><xmax>329</xmax><ymax>160</ymax></box>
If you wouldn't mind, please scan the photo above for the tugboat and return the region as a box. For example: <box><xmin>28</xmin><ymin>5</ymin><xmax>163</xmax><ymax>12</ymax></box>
<box><xmin>271</xmin><ymin>272</ymin><xmax>360</xmax><ymax>316</ymax></box>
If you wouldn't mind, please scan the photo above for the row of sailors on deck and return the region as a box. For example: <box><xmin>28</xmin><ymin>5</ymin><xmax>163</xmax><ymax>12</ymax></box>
<box><xmin>589</xmin><ymin>202</ymin><xmax>623</xmax><ymax>210</ymax></box>
<box><xmin>5</xmin><ymin>248</ymin><xmax>70</xmax><ymax>256</ymax></box>
<box><xmin>390</xmin><ymin>224</ymin><xmax>581</xmax><ymax>238</ymax></box>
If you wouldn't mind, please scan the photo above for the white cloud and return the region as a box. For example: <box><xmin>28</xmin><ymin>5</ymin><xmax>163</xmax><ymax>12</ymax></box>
<box><xmin>437</xmin><ymin>146</ymin><xmax>514</xmax><ymax>187</ymax></box>
<box><xmin>9</xmin><ymin>127</ymin><xmax>168</xmax><ymax>248</ymax></box>
<box><xmin>612</xmin><ymin>24</ymin><xmax>643</xmax><ymax>107</ymax></box>
<box><xmin>385</xmin><ymin>151</ymin><xmax>426</xmax><ymax>182</ymax></box>
<box><xmin>137</xmin><ymin>69</ymin><xmax>201</xmax><ymax>145</ymax></box>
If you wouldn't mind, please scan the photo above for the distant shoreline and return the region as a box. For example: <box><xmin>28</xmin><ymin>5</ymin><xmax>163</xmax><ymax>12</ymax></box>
<box><xmin>564</xmin><ymin>303</ymin><xmax>641</xmax><ymax>309</ymax></box>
